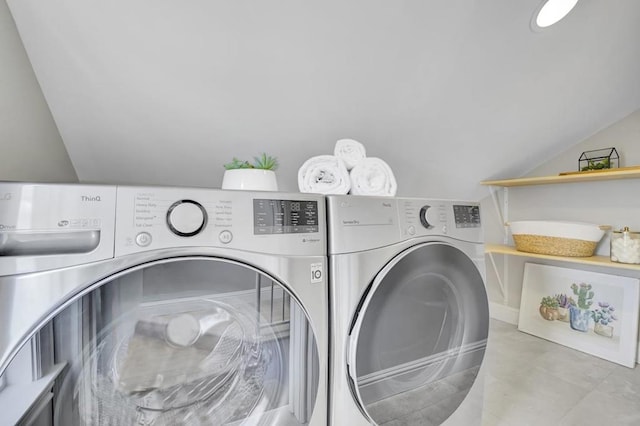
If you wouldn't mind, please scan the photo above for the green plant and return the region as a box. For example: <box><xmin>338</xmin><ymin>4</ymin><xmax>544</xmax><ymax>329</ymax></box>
<box><xmin>224</xmin><ymin>153</ymin><xmax>279</xmax><ymax>171</ymax></box>
<box><xmin>570</xmin><ymin>283</ymin><xmax>594</xmax><ymax>310</ymax></box>
<box><xmin>581</xmin><ymin>157</ymin><xmax>610</xmax><ymax>171</ymax></box>
<box><xmin>591</xmin><ymin>302</ymin><xmax>617</xmax><ymax>326</ymax></box>
<box><xmin>539</xmin><ymin>296</ymin><xmax>559</xmax><ymax>321</ymax></box>
<box><xmin>540</xmin><ymin>296</ymin><xmax>559</xmax><ymax>309</ymax></box>
<box><xmin>252</xmin><ymin>153</ymin><xmax>279</xmax><ymax>170</ymax></box>
<box><xmin>224</xmin><ymin>158</ymin><xmax>253</xmax><ymax>170</ymax></box>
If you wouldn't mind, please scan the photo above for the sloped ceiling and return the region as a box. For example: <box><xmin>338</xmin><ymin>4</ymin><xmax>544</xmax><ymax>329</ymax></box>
<box><xmin>7</xmin><ymin>0</ymin><xmax>640</xmax><ymax>199</ymax></box>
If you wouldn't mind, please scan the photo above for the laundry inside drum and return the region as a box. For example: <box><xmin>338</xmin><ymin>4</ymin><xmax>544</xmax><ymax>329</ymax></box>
<box><xmin>70</xmin><ymin>298</ymin><xmax>283</xmax><ymax>425</ymax></box>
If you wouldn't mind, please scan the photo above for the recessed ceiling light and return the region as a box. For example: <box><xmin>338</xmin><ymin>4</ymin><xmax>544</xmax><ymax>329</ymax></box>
<box><xmin>532</xmin><ymin>0</ymin><xmax>579</xmax><ymax>30</ymax></box>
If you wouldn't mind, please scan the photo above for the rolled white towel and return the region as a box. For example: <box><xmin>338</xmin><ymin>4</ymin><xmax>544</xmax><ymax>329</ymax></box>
<box><xmin>334</xmin><ymin>139</ymin><xmax>366</xmax><ymax>170</ymax></box>
<box><xmin>350</xmin><ymin>157</ymin><xmax>397</xmax><ymax>196</ymax></box>
<box><xmin>298</xmin><ymin>155</ymin><xmax>351</xmax><ymax>194</ymax></box>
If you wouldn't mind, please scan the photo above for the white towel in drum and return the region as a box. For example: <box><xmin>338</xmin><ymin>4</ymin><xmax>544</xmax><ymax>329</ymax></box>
<box><xmin>349</xmin><ymin>157</ymin><xmax>397</xmax><ymax>196</ymax></box>
<box><xmin>334</xmin><ymin>139</ymin><xmax>366</xmax><ymax>170</ymax></box>
<box><xmin>298</xmin><ymin>155</ymin><xmax>351</xmax><ymax>194</ymax></box>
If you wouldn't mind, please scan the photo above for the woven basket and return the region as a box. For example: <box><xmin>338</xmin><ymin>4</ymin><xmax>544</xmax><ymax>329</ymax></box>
<box><xmin>513</xmin><ymin>234</ymin><xmax>597</xmax><ymax>257</ymax></box>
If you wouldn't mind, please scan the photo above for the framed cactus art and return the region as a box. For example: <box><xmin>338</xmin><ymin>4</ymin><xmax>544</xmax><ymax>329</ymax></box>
<box><xmin>518</xmin><ymin>263</ymin><xmax>639</xmax><ymax>368</ymax></box>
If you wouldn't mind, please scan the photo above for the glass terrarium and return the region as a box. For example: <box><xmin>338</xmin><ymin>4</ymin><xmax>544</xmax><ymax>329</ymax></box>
<box><xmin>578</xmin><ymin>147</ymin><xmax>619</xmax><ymax>172</ymax></box>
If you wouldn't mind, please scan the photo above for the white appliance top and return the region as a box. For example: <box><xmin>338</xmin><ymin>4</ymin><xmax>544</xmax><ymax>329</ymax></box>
<box><xmin>326</xmin><ymin>195</ymin><xmax>483</xmax><ymax>254</ymax></box>
<box><xmin>0</xmin><ymin>183</ymin><xmax>326</xmax><ymax>275</ymax></box>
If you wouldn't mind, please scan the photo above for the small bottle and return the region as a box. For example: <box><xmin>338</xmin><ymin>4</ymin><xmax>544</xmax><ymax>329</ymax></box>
<box><xmin>610</xmin><ymin>227</ymin><xmax>640</xmax><ymax>264</ymax></box>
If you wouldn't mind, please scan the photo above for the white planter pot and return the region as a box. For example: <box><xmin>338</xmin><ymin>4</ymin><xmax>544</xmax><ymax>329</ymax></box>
<box><xmin>221</xmin><ymin>169</ymin><xmax>278</xmax><ymax>191</ymax></box>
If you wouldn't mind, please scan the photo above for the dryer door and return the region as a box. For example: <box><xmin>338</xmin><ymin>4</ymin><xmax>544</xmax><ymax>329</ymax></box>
<box><xmin>347</xmin><ymin>242</ymin><xmax>489</xmax><ymax>425</ymax></box>
<box><xmin>0</xmin><ymin>257</ymin><xmax>320</xmax><ymax>425</ymax></box>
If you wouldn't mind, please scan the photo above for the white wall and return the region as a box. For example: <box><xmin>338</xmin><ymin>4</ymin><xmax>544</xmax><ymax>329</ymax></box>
<box><xmin>0</xmin><ymin>0</ymin><xmax>77</xmax><ymax>183</ymax></box>
<box><xmin>8</xmin><ymin>0</ymin><xmax>640</xmax><ymax>197</ymax></box>
<box><xmin>483</xmin><ymin>109</ymin><xmax>640</xmax><ymax>313</ymax></box>
<box><xmin>527</xmin><ymin>109</ymin><xmax>640</xmax><ymax>177</ymax></box>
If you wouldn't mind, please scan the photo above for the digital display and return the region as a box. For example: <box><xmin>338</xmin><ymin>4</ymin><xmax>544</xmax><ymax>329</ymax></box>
<box><xmin>453</xmin><ymin>205</ymin><xmax>481</xmax><ymax>228</ymax></box>
<box><xmin>253</xmin><ymin>199</ymin><xmax>319</xmax><ymax>234</ymax></box>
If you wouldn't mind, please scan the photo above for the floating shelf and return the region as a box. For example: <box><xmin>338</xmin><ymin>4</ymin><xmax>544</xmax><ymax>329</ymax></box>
<box><xmin>481</xmin><ymin>167</ymin><xmax>640</xmax><ymax>187</ymax></box>
<box><xmin>486</xmin><ymin>244</ymin><xmax>640</xmax><ymax>272</ymax></box>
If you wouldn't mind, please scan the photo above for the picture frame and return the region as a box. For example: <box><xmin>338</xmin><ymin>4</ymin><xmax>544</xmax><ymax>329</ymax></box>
<box><xmin>518</xmin><ymin>263</ymin><xmax>640</xmax><ymax>368</ymax></box>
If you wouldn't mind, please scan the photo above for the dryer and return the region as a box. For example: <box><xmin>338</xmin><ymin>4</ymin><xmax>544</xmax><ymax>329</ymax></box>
<box><xmin>0</xmin><ymin>183</ymin><xmax>327</xmax><ymax>426</ymax></box>
<box><xmin>326</xmin><ymin>195</ymin><xmax>489</xmax><ymax>426</ymax></box>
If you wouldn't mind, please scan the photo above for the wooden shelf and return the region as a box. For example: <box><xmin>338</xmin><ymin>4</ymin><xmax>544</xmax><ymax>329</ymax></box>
<box><xmin>481</xmin><ymin>167</ymin><xmax>640</xmax><ymax>187</ymax></box>
<box><xmin>486</xmin><ymin>244</ymin><xmax>640</xmax><ymax>272</ymax></box>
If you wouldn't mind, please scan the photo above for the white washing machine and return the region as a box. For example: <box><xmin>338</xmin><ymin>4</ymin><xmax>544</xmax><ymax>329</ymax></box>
<box><xmin>0</xmin><ymin>183</ymin><xmax>327</xmax><ymax>426</ymax></box>
<box><xmin>326</xmin><ymin>195</ymin><xmax>489</xmax><ymax>426</ymax></box>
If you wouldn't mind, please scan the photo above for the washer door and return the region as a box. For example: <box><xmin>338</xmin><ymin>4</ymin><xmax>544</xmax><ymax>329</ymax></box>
<box><xmin>347</xmin><ymin>242</ymin><xmax>489</xmax><ymax>425</ymax></box>
<box><xmin>1</xmin><ymin>257</ymin><xmax>319</xmax><ymax>425</ymax></box>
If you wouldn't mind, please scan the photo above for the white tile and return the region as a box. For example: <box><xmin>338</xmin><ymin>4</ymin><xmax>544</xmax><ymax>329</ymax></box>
<box><xmin>480</xmin><ymin>411</ymin><xmax>502</xmax><ymax>426</ymax></box>
<box><xmin>529</xmin><ymin>346</ymin><xmax>616</xmax><ymax>389</ymax></box>
<box><xmin>596</xmin><ymin>362</ymin><xmax>640</xmax><ymax>403</ymax></box>
<box><xmin>559</xmin><ymin>390</ymin><xmax>640</xmax><ymax>425</ymax></box>
<box><xmin>483</xmin><ymin>319</ymin><xmax>640</xmax><ymax>426</ymax></box>
<box><xmin>444</xmin><ymin>390</ymin><xmax>483</xmax><ymax>426</ymax></box>
<box><xmin>483</xmin><ymin>375</ymin><xmax>581</xmax><ymax>425</ymax></box>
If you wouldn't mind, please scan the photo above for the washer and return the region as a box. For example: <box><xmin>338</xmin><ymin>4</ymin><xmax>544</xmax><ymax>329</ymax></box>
<box><xmin>327</xmin><ymin>195</ymin><xmax>489</xmax><ymax>426</ymax></box>
<box><xmin>0</xmin><ymin>183</ymin><xmax>327</xmax><ymax>426</ymax></box>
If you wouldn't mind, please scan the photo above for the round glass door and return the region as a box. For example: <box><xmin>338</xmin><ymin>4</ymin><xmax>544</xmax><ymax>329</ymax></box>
<box><xmin>348</xmin><ymin>243</ymin><xmax>489</xmax><ymax>425</ymax></box>
<box><xmin>3</xmin><ymin>257</ymin><xmax>319</xmax><ymax>425</ymax></box>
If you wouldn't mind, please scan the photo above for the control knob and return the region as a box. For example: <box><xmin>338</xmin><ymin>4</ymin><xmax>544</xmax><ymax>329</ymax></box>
<box><xmin>419</xmin><ymin>205</ymin><xmax>436</xmax><ymax>229</ymax></box>
<box><xmin>167</xmin><ymin>200</ymin><xmax>207</xmax><ymax>237</ymax></box>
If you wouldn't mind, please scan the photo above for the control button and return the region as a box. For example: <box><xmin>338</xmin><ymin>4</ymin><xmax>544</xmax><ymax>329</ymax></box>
<box><xmin>135</xmin><ymin>232</ymin><xmax>152</xmax><ymax>247</ymax></box>
<box><xmin>167</xmin><ymin>200</ymin><xmax>207</xmax><ymax>237</ymax></box>
<box><xmin>219</xmin><ymin>230</ymin><xmax>233</xmax><ymax>244</ymax></box>
<box><xmin>442</xmin><ymin>225</ymin><xmax>448</xmax><ymax>234</ymax></box>
<box><xmin>419</xmin><ymin>205</ymin><xmax>436</xmax><ymax>229</ymax></box>
<box><xmin>407</xmin><ymin>225</ymin><xmax>416</xmax><ymax>235</ymax></box>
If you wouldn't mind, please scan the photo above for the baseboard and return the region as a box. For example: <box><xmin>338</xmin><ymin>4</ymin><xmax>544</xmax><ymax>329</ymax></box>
<box><xmin>489</xmin><ymin>302</ymin><xmax>519</xmax><ymax>325</ymax></box>
<box><xmin>488</xmin><ymin>302</ymin><xmax>640</xmax><ymax>365</ymax></box>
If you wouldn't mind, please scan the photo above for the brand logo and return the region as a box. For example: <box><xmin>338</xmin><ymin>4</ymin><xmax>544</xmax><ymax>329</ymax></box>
<box><xmin>58</xmin><ymin>220</ymin><xmax>69</xmax><ymax>227</ymax></box>
<box><xmin>343</xmin><ymin>219</ymin><xmax>360</xmax><ymax>225</ymax></box>
<box><xmin>302</xmin><ymin>237</ymin><xmax>321</xmax><ymax>243</ymax></box>
<box><xmin>0</xmin><ymin>193</ymin><xmax>11</xmax><ymax>201</ymax></box>
<box><xmin>382</xmin><ymin>202</ymin><xmax>392</xmax><ymax>208</ymax></box>
<box><xmin>81</xmin><ymin>195</ymin><xmax>102</xmax><ymax>202</ymax></box>
<box><xmin>0</xmin><ymin>224</ymin><xmax>16</xmax><ymax>230</ymax></box>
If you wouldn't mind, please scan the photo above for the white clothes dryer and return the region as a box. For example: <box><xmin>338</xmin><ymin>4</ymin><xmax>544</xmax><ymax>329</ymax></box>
<box><xmin>326</xmin><ymin>195</ymin><xmax>489</xmax><ymax>426</ymax></box>
<box><xmin>0</xmin><ymin>183</ymin><xmax>327</xmax><ymax>426</ymax></box>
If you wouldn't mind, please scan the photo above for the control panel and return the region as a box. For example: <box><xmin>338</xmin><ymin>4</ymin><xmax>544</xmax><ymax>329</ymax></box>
<box><xmin>452</xmin><ymin>204</ymin><xmax>481</xmax><ymax>228</ymax></box>
<box><xmin>399</xmin><ymin>199</ymin><xmax>482</xmax><ymax>241</ymax></box>
<box><xmin>115</xmin><ymin>187</ymin><xmax>326</xmax><ymax>257</ymax></box>
<box><xmin>253</xmin><ymin>199</ymin><xmax>319</xmax><ymax>235</ymax></box>
<box><xmin>397</xmin><ymin>198</ymin><xmax>485</xmax><ymax>280</ymax></box>
<box><xmin>326</xmin><ymin>195</ymin><xmax>483</xmax><ymax>254</ymax></box>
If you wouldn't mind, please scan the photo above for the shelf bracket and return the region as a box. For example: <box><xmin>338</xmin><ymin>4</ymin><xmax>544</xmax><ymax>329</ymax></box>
<box><xmin>487</xmin><ymin>251</ymin><xmax>508</xmax><ymax>305</ymax></box>
<box><xmin>488</xmin><ymin>185</ymin><xmax>509</xmax><ymax>244</ymax></box>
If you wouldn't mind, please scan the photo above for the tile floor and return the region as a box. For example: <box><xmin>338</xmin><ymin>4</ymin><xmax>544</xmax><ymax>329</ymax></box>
<box><xmin>483</xmin><ymin>319</ymin><xmax>640</xmax><ymax>425</ymax></box>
